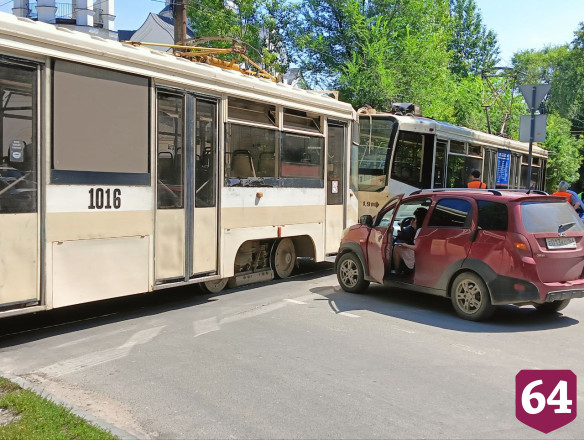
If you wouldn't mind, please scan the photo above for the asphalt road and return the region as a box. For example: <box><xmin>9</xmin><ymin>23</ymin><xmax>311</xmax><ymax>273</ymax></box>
<box><xmin>1</xmin><ymin>262</ymin><xmax>583</xmax><ymax>439</ymax></box>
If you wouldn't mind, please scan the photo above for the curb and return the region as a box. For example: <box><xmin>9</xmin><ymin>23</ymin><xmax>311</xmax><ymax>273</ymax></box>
<box><xmin>2</xmin><ymin>373</ymin><xmax>141</xmax><ymax>440</ymax></box>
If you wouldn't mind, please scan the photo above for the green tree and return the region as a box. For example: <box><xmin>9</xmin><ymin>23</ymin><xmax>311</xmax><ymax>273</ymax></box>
<box><xmin>542</xmin><ymin>114</ymin><xmax>584</xmax><ymax>192</ymax></box>
<box><xmin>186</xmin><ymin>0</ymin><xmax>291</xmax><ymax>75</ymax></box>
<box><xmin>290</xmin><ymin>0</ymin><xmax>454</xmax><ymax>113</ymax></box>
<box><xmin>512</xmin><ymin>46</ymin><xmax>569</xmax><ymax>85</ymax></box>
<box><xmin>448</xmin><ymin>0</ymin><xmax>499</xmax><ymax>77</ymax></box>
<box><xmin>550</xmin><ymin>23</ymin><xmax>584</xmax><ymax>134</ymax></box>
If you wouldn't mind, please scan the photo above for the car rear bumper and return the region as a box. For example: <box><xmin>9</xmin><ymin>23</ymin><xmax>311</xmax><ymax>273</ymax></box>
<box><xmin>544</xmin><ymin>290</ymin><xmax>584</xmax><ymax>302</ymax></box>
<box><xmin>488</xmin><ymin>275</ymin><xmax>584</xmax><ymax>305</ymax></box>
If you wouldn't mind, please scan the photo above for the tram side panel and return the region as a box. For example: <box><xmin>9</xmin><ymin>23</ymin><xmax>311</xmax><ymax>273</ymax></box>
<box><xmin>46</xmin><ymin>60</ymin><xmax>153</xmax><ymax>308</ymax></box>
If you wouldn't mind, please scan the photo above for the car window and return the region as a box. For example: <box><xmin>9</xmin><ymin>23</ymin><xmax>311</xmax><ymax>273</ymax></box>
<box><xmin>390</xmin><ymin>198</ymin><xmax>431</xmax><ymax>239</ymax></box>
<box><xmin>521</xmin><ymin>201</ymin><xmax>584</xmax><ymax>233</ymax></box>
<box><xmin>377</xmin><ymin>207</ymin><xmax>396</xmax><ymax>228</ymax></box>
<box><xmin>477</xmin><ymin>200</ymin><xmax>508</xmax><ymax>231</ymax></box>
<box><xmin>428</xmin><ymin>198</ymin><xmax>472</xmax><ymax>228</ymax></box>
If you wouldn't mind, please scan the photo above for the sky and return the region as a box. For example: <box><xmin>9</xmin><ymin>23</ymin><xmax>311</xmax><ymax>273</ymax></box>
<box><xmin>1</xmin><ymin>0</ymin><xmax>583</xmax><ymax>66</ymax></box>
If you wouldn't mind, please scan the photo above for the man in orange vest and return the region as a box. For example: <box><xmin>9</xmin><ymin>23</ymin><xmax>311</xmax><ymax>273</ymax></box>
<box><xmin>467</xmin><ymin>169</ymin><xmax>486</xmax><ymax>189</ymax></box>
<box><xmin>552</xmin><ymin>181</ymin><xmax>572</xmax><ymax>201</ymax></box>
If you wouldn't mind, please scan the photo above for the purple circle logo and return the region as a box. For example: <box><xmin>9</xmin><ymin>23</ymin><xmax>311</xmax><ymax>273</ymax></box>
<box><xmin>516</xmin><ymin>370</ymin><xmax>577</xmax><ymax>433</ymax></box>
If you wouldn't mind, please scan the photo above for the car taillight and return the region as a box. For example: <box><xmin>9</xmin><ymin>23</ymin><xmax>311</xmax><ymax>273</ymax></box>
<box><xmin>510</xmin><ymin>232</ymin><xmax>533</xmax><ymax>257</ymax></box>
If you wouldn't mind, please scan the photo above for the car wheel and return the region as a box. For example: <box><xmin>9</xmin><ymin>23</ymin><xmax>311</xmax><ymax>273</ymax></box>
<box><xmin>337</xmin><ymin>253</ymin><xmax>370</xmax><ymax>293</ymax></box>
<box><xmin>450</xmin><ymin>272</ymin><xmax>495</xmax><ymax>321</ymax></box>
<box><xmin>536</xmin><ymin>299</ymin><xmax>571</xmax><ymax>314</ymax></box>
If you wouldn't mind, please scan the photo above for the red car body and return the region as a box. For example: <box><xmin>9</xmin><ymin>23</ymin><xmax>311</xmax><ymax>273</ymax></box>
<box><xmin>336</xmin><ymin>189</ymin><xmax>584</xmax><ymax>320</ymax></box>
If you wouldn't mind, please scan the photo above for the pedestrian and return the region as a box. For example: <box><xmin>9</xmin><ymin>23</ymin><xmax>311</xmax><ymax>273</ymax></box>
<box><xmin>392</xmin><ymin>207</ymin><xmax>427</xmax><ymax>275</ymax></box>
<box><xmin>553</xmin><ymin>181</ymin><xmax>584</xmax><ymax>218</ymax></box>
<box><xmin>467</xmin><ymin>169</ymin><xmax>486</xmax><ymax>188</ymax></box>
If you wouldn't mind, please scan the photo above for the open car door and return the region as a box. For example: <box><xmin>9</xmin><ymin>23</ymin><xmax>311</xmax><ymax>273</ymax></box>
<box><xmin>366</xmin><ymin>195</ymin><xmax>403</xmax><ymax>283</ymax></box>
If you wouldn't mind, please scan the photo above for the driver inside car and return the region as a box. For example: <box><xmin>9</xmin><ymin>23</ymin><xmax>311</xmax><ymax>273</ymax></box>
<box><xmin>391</xmin><ymin>207</ymin><xmax>428</xmax><ymax>275</ymax></box>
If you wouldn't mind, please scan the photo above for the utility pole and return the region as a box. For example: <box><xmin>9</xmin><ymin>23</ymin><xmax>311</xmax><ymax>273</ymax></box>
<box><xmin>172</xmin><ymin>0</ymin><xmax>187</xmax><ymax>45</ymax></box>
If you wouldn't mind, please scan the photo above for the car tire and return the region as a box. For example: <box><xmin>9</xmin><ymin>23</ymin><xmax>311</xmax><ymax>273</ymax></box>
<box><xmin>536</xmin><ymin>299</ymin><xmax>571</xmax><ymax>314</ymax></box>
<box><xmin>450</xmin><ymin>272</ymin><xmax>495</xmax><ymax>321</ymax></box>
<box><xmin>337</xmin><ymin>253</ymin><xmax>370</xmax><ymax>293</ymax></box>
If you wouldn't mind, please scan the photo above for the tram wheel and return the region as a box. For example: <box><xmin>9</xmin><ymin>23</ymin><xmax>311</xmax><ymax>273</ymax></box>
<box><xmin>272</xmin><ymin>238</ymin><xmax>296</xmax><ymax>279</ymax></box>
<box><xmin>202</xmin><ymin>278</ymin><xmax>229</xmax><ymax>293</ymax></box>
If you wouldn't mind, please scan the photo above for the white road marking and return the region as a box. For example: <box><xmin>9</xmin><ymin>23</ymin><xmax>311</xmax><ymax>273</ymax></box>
<box><xmin>331</xmin><ymin>310</ymin><xmax>360</xmax><ymax>318</ymax></box>
<box><xmin>452</xmin><ymin>343</ymin><xmax>485</xmax><ymax>355</ymax></box>
<box><xmin>38</xmin><ymin>326</ymin><xmax>165</xmax><ymax>377</ymax></box>
<box><xmin>55</xmin><ymin>328</ymin><xmax>137</xmax><ymax>348</ymax></box>
<box><xmin>193</xmin><ymin>317</ymin><xmax>221</xmax><ymax>338</ymax></box>
<box><xmin>284</xmin><ymin>299</ymin><xmax>307</xmax><ymax>305</ymax></box>
<box><xmin>391</xmin><ymin>325</ymin><xmax>416</xmax><ymax>334</ymax></box>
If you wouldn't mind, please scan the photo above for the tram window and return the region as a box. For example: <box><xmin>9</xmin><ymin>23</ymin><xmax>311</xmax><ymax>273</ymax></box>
<box><xmin>327</xmin><ymin>123</ymin><xmax>345</xmax><ymax>205</ymax></box>
<box><xmin>225</xmin><ymin>124</ymin><xmax>277</xmax><ymax>179</ymax></box>
<box><xmin>391</xmin><ymin>131</ymin><xmax>423</xmax><ymax>187</ymax></box>
<box><xmin>0</xmin><ymin>62</ymin><xmax>36</xmax><ymax>214</ymax></box>
<box><xmin>447</xmin><ymin>155</ymin><xmax>482</xmax><ymax>188</ymax></box>
<box><xmin>157</xmin><ymin>93</ymin><xmax>184</xmax><ymax>209</ymax></box>
<box><xmin>52</xmin><ymin>60</ymin><xmax>149</xmax><ymax>184</ymax></box>
<box><xmin>228</xmin><ymin>97</ymin><xmax>276</xmax><ymax>126</ymax></box>
<box><xmin>195</xmin><ymin>100</ymin><xmax>217</xmax><ymax>207</ymax></box>
<box><xmin>283</xmin><ymin>108</ymin><xmax>321</xmax><ymax>132</ymax></box>
<box><xmin>450</xmin><ymin>140</ymin><xmax>465</xmax><ymax>154</ymax></box>
<box><xmin>469</xmin><ymin>144</ymin><xmax>481</xmax><ymax>156</ymax></box>
<box><xmin>521</xmin><ymin>165</ymin><xmax>540</xmax><ymax>189</ymax></box>
<box><xmin>358</xmin><ymin>116</ymin><xmax>396</xmax><ymax>191</ymax></box>
<box><xmin>281</xmin><ymin>133</ymin><xmax>324</xmax><ymax>178</ymax></box>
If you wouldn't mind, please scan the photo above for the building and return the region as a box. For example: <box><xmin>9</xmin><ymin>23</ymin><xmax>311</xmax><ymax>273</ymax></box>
<box><xmin>118</xmin><ymin>1</ymin><xmax>194</xmax><ymax>50</ymax></box>
<box><xmin>12</xmin><ymin>0</ymin><xmax>115</xmax><ymax>40</ymax></box>
<box><xmin>9</xmin><ymin>1</ymin><xmax>192</xmax><ymax>46</ymax></box>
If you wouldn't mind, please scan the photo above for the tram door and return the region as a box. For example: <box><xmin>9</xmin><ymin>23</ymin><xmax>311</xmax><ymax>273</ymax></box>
<box><xmin>191</xmin><ymin>99</ymin><xmax>219</xmax><ymax>276</ymax></box>
<box><xmin>0</xmin><ymin>60</ymin><xmax>39</xmax><ymax>307</ymax></box>
<box><xmin>155</xmin><ymin>92</ymin><xmax>218</xmax><ymax>282</ymax></box>
<box><xmin>326</xmin><ymin>122</ymin><xmax>347</xmax><ymax>254</ymax></box>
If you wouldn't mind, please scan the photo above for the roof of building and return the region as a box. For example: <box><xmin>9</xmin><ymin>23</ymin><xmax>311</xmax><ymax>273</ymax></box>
<box><xmin>117</xmin><ymin>29</ymin><xmax>136</xmax><ymax>41</ymax></box>
<box><xmin>119</xmin><ymin>12</ymin><xmax>194</xmax><ymax>43</ymax></box>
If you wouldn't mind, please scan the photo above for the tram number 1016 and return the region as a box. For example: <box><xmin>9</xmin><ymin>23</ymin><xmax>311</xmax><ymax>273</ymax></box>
<box><xmin>88</xmin><ymin>188</ymin><xmax>122</xmax><ymax>210</ymax></box>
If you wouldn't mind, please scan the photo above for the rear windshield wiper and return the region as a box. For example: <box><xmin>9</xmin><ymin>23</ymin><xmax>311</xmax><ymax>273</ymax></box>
<box><xmin>558</xmin><ymin>222</ymin><xmax>576</xmax><ymax>233</ymax></box>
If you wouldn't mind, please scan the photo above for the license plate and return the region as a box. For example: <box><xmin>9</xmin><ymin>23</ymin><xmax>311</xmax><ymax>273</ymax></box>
<box><xmin>546</xmin><ymin>237</ymin><xmax>577</xmax><ymax>250</ymax></box>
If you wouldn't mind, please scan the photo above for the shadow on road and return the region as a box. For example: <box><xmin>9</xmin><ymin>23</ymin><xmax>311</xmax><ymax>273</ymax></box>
<box><xmin>0</xmin><ymin>260</ymin><xmax>335</xmax><ymax>347</ymax></box>
<box><xmin>310</xmin><ymin>282</ymin><xmax>579</xmax><ymax>333</ymax></box>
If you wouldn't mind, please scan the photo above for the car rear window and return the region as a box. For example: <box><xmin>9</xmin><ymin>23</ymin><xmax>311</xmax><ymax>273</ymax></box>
<box><xmin>477</xmin><ymin>200</ymin><xmax>507</xmax><ymax>231</ymax></box>
<box><xmin>520</xmin><ymin>201</ymin><xmax>584</xmax><ymax>233</ymax></box>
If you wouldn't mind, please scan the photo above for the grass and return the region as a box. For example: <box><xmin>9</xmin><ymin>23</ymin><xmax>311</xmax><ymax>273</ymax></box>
<box><xmin>0</xmin><ymin>377</ymin><xmax>118</xmax><ymax>440</ymax></box>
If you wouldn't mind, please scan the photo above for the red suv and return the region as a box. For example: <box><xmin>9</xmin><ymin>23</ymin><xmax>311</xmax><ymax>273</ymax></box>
<box><xmin>336</xmin><ymin>189</ymin><xmax>584</xmax><ymax>321</ymax></box>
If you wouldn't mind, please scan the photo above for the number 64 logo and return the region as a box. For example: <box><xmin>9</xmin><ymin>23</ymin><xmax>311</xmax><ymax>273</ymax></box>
<box><xmin>516</xmin><ymin>370</ymin><xmax>577</xmax><ymax>433</ymax></box>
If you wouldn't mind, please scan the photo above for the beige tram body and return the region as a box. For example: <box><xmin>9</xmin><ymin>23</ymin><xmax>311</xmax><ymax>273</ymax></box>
<box><xmin>0</xmin><ymin>13</ymin><xmax>358</xmax><ymax>318</ymax></box>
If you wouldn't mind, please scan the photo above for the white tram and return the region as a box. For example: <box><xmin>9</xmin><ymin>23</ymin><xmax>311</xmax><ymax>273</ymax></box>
<box><xmin>357</xmin><ymin>105</ymin><xmax>549</xmax><ymax>216</ymax></box>
<box><xmin>0</xmin><ymin>13</ymin><xmax>359</xmax><ymax>318</ymax></box>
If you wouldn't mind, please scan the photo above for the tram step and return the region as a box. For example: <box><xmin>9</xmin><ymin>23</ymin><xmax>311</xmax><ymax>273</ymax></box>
<box><xmin>228</xmin><ymin>269</ymin><xmax>274</xmax><ymax>288</ymax></box>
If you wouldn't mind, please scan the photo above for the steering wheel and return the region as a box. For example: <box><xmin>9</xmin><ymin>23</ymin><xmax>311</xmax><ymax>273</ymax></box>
<box><xmin>400</xmin><ymin>217</ymin><xmax>414</xmax><ymax>229</ymax></box>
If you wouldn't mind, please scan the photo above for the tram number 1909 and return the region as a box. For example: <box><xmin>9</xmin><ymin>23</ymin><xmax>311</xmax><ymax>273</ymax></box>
<box><xmin>88</xmin><ymin>188</ymin><xmax>122</xmax><ymax>210</ymax></box>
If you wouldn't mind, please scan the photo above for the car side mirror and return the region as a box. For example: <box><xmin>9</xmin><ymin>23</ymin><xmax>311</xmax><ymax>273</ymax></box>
<box><xmin>359</xmin><ymin>214</ymin><xmax>373</xmax><ymax>227</ymax></box>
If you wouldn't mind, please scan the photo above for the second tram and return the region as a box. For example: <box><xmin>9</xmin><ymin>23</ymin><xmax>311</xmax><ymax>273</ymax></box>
<box><xmin>357</xmin><ymin>104</ymin><xmax>548</xmax><ymax>216</ymax></box>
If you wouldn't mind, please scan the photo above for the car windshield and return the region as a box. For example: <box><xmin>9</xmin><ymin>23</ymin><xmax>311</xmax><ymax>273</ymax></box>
<box><xmin>520</xmin><ymin>201</ymin><xmax>584</xmax><ymax>233</ymax></box>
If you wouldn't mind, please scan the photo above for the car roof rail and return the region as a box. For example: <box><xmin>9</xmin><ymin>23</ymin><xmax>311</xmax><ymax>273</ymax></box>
<box><xmin>495</xmin><ymin>188</ymin><xmax>549</xmax><ymax>195</ymax></box>
<box><xmin>409</xmin><ymin>188</ymin><xmax>502</xmax><ymax>196</ymax></box>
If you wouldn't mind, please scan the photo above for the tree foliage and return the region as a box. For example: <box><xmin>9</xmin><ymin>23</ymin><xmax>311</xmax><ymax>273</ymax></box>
<box><xmin>542</xmin><ymin>114</ymin><xmax>584</xmax><ymax>192</ymax></box>
<box><xmin>186</xmin><ymin>0</ymin><xmax>291</xmax><ymax>74</ymax></box>
<box><xmin>550</xmin><ymin>23</ymin><xmax>584</xmax><ymax>134</ymax></box>
<box><xmin>448</xmin><ymin>0</ymin><xmax>499</xmax><ymax>76</ymax></box>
